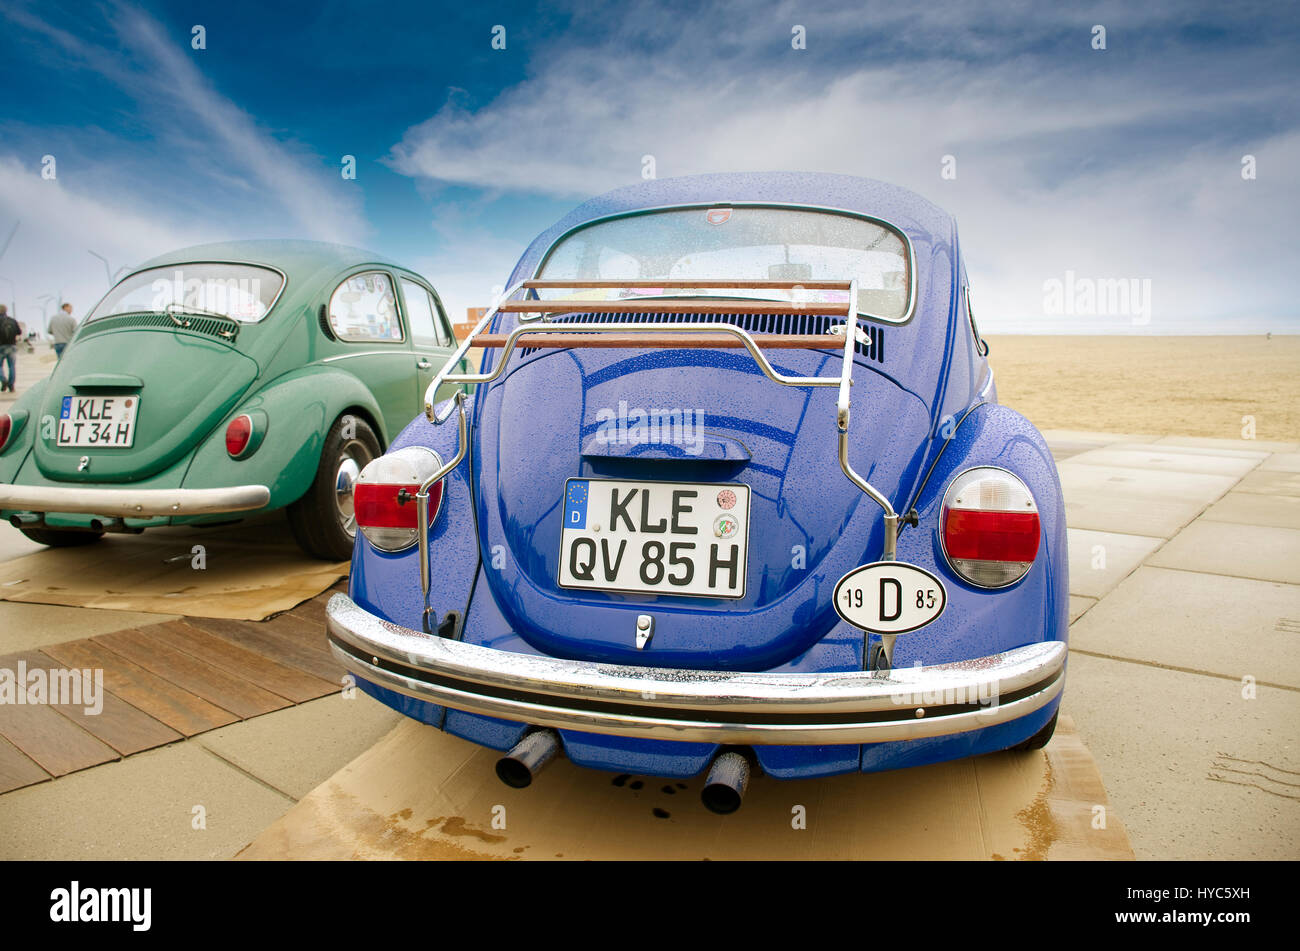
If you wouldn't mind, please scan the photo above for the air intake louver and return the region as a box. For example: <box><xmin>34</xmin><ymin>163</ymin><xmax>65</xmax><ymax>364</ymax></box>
<box><xmin>518</xmin><ymin>311</ymin><xmax>884</xmax><ymax>363</ymax></box>
<box><xmin>77</xmin><ymin>312</ymin><xmax>237</xmax><ymax>342</ymax></box>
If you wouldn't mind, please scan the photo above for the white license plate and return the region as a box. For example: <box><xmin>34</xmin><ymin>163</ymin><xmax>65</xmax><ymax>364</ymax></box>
<box><xmin>57</xmin><ymin>395</ymin><xmax>140</xmax><ymax>448</ymax></box>
<box><xmin>558</xmin><ymin>478</ymin><xmax>750</xmax><ymax>598</ymax></box>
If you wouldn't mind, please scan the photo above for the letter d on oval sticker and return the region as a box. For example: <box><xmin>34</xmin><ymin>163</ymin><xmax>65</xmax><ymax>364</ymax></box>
<box><xmin>833</xmin><ymin>562</ymin><xmax>947</xmax><ymax>633</ymax></box>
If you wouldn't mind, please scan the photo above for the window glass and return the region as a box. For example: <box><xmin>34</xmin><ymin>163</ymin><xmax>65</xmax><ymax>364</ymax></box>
<box><xmin>328</xmin><ymin>272</ymin><xmax>402</xmax><ymax>342</ymax></box>
<box><xmin>966</xmin><ymin>287</ymin><xmax>988</xmax><ymax>355</ymax></box>
<box><xmin>88</xmin><ymin>264</ymin><xmax>284</xmax><ymax>323</ymax></box>
<box><xmin>401</xmin><ymin>279</ymin><xmax>449</xmax><ymax>347</ymax></box>
<box><xmin>538</xmin><ymin>207</ymin><xmax>911</xmax><ymax>321</ymax></box>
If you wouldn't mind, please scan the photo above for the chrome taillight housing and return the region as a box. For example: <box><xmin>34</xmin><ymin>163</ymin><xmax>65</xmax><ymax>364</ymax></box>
<box><xmin>940</xmin><ymin>466</ymin><xmax>1040</xmax><ymax>588</ymax></box>
<box><xmin>353</xmin><ymin>446</ymin><xmax>445</xmax><ymax>552</ymax></box>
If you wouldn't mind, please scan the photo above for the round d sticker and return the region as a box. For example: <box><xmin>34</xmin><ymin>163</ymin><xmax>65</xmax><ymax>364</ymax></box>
<box><xmin>833</xmin><ymin>561</ymin><xmax>947</xmax><ymax>634</ymax></box>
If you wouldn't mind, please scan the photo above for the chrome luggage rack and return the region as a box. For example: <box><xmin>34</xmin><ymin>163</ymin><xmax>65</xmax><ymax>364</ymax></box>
<box><xmin>411</xmin><ymin>279</ymin><xmax>903</xmax><ymax>630</ymax></box>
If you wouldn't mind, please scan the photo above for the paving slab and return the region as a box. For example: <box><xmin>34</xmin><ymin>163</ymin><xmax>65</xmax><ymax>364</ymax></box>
<box><xmin>1066</xmin><ymin>528</ymin><xmax>1163</xmax><ymax>600</ymax></box>
<box><xmin>1147</xmin><ymin>520</ymin><xmax>1300</xmax><ymax>585</ymax></box>
<box><xmin>0</xmin><ymin>740</ymin><xmax>293</xmax><ymax>860</ymax></box>
<box><xmin>1261</xmin><ymin>453</ymin><xmax>1300</xmax><ymax>473</ymax></box>
<box><xmin>0</xmin><ymin>600</ymin><xmax>179</xmax><ymax>654</ymax></box>
<box><xmin>1157</xmin><ymin>435</ymin><xmax>1299</xmax><ymax>454</ymax></box>
<box><xmin>1057</xmin><ymin>463</ymin><xmax>1237</xmax><ymax>538</ymax></box>
<box><xmin>1061</xmin><ymin>652</ymin><xmax>1300</xmax><ymax>860</ymax></box>
<box><xmin>1233</xmin><ymin>468</ymin><xmax>1300</xmax><ymax>497</ymax></box>
<box><xmin>1201</xmin><ymin>491</ymin><xmax>1300</xmax><ymax>530</ymax></box>
<box><xmin>1069</xmin><ymin>596</ymin><xmax>1096</xmax><ymax>623</ymax></box>
<box><xmin>1065</xmin><ymin>447</ymin><xmax>1262</xmax><ymax>478</ymax></box>
<box><xmin>0</xmin><ymin>525</ymin><xmax>42</xmax><ymax>564</ymax></box>
<box><xmin>1107</xmin><ymin>442</ymin><xmax>1268</xmax><ymax>460</ymax></box>
<box><xmin>198</xmin><ymin>692</ymin><xmax>402</xmax><ymax>800</ymax></box>
<box><xmin>1070</xmin><ymin>566</ymin><xmax>1300</xmax><ymax>689</ymax></box>
<box><xmin>1050</xmin><ymin>444</ymin><xmax>1092</xmax><ymax>462</ymax></box>
<box><xmin>1040</xmin><ymin>429</ymin><xmax>1161</xmax><ymax>446</ymax></box>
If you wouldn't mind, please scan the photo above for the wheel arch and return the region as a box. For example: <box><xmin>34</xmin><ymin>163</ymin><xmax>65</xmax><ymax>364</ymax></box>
<box><xmin>180</xmin><ymin>364</ymin><xmax>391</xmax><ymax>510</ymax></box>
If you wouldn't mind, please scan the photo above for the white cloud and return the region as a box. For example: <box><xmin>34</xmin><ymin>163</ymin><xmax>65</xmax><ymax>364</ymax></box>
<box><xmin>0</xmin><ymin>156</ymin><xmax>196</xmax><ymax>328</ymax></box>
<box><xmin>387</xmin><ymin>2</ymin><xmax>1300</xmax><ymax>330</ymax></box>
<box><xmin>0</xmin><ymin>1</ymin><xmax>369</xmax><ymax>326</ymax></box>
<box><xmin>111</xmin><ymin>7</ymin><xmax>366</xmax><ymax>244</ymax></box>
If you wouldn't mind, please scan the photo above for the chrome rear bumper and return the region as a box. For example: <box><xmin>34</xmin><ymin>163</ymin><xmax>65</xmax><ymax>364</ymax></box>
<box><xmin>0</xmin><ymin>484</ymin><xmax>271</xmax><ymax>517</ymax></box>
<box><xmin>326</xmin><ymin>593</ymin><xmax>1066</xmax><ymax>745</ymax></box>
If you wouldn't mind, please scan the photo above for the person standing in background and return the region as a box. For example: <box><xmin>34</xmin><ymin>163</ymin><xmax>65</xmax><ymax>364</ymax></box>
<box><xmin>0</xmin><ymin>304</ymin><xmax>19</xmax><ymax>393</ymax></box>
<box><xmin>49</xmin><ymin>302</ymin><xmax>78</xmax><ymax>360</ymax></box>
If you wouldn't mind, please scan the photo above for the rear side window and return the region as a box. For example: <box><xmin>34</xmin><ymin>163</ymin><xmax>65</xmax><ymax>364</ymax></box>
<box><xmin>328</xmin><ymin>271</ymin><xmax>402</xmax><ymax>342</ymax></box>
<box><xmin>400</xmin><ymin>279</ymin><xmax>450</xmax><ymax>347</ymax></box>
<box><xmin>965</xmin><ymin>286</ymin><xmax>988</xmax><ymax>355</ymax></box>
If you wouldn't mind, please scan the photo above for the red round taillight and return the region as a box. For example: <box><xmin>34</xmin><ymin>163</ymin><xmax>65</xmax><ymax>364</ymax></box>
<box><xmin>225</xmin><ymin>415</ymin><xmax>254</xmax><ymax>458</ymax></box>
<box><xmin>354</xmin><ymin>447</ymin><xmax>445</xmax><ymax>552</ymax></box>
<box><xmin>0</xmin><ymin>414</ymin><xmax>11</xmax><ymax>453</ymax></box>
<box><xmin>941</xmin><ymin>467</ymin><xmax>1040</xmax><ymax>588</ymax></box>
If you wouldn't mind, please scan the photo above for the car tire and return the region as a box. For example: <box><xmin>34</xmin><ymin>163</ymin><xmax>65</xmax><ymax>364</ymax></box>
<box><xmin>19</xmin><ymin>527</ymin><xmax>105</xmax><ymax>548</ymax></box>
<box><xmin>1011</xmin><ymin>711</ymin><xmax>1058</xmax><ymax>752</ymax></box>
<box><xmin>287</xmin><ymin>414</ymin><xmax>382</xmax><ymax>561</ymax></box>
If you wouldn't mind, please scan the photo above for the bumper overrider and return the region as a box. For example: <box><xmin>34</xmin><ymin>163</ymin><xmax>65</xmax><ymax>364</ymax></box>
<box><xmin>0</xmin><ymin>484</ymin><xmax>271</xmax><ymax>518</ymax></box>
<box><xmin>326</xmin><ymin>594</ymin><xmax>1067</xmax><ymax>745</ymax></box>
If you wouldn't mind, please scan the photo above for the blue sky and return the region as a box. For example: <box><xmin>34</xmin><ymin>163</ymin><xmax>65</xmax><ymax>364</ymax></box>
<box><xmin>1</xmin><ymin>0</ymin><xmax>1297</xmax><ymax>333</ymax></box>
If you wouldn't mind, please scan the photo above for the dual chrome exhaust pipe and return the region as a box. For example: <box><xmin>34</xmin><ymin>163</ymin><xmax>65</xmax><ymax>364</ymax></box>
<box><xmin>495</xmin><ymin>730</ymin><xmax>752</xmax><ymax>814</ymax></box>
<box><xmin>495</xmin><ymin>729</ymin><xmax>560</xmax><ymax>789</ymax></box>
<box><xmin>700</xmin><ymin>751</ymin><xmax>750</xmax><ymax>814</ymax></box>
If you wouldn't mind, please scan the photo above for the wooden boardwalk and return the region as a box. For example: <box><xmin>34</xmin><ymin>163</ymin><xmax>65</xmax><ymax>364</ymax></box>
<box><xmin>0</xmin><ymin>586</ymin><xmax>346</xmax><ymax>794</ymax></box>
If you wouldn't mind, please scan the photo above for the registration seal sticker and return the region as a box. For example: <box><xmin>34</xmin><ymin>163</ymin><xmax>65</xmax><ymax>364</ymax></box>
<box><xmin>713</xmin><ymin>513</ymin><xmax>739</xmax><ymax>539</ymax></box>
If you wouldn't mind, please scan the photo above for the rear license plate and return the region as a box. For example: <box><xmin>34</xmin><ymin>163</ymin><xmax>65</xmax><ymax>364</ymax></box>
<box><xmin>57</xmin><ymin>395</ymin><xmax>140</xmax><ymax>448</ymax></box>
<box><xmin>558</xmin><ymin>478</ymin><xmax>750</xmax><ymax>598</ymax></box>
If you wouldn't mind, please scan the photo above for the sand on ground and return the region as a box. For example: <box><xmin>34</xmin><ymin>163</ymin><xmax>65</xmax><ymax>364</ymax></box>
<box><xmin>11</xmin><ymin>336</ymin><xmax>1297</xmax><ymax>442</ymax></box>
<box><xmin>986</xmin><ymin>335</ymin><xmax>1300</xmax><ymax>441</ymax></box>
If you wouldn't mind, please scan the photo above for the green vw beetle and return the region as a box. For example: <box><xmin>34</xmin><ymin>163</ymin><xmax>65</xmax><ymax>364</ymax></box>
<box><xmin>0</xmin><ymin>240</ymin><xmax>464</xmax><ymax>559</ymax></box>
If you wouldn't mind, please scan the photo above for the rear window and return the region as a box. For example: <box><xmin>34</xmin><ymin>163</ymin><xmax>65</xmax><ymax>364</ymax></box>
<box><xmin>89</xmin><ymin>263</ymin><xmax>284</xmax><ymax>323</ymax></box>
<box><xmin>537</xmin><ymin>206</ymin><xmax>912</xmax><ymax>321</ymax></box>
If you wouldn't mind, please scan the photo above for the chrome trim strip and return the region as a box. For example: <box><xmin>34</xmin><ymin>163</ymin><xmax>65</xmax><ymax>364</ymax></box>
<box><xmin>321</xmin><ymin>350</ymin><xmax>426</xmax><ymax>363</ymax></box>
<box><xmin>0</xmin><ymin>484</ymin><xmax>271</xmax><ymax>517</ymax></box>
<box><xmin>326</xmin><ymin>593</ymin><xmax>1066</xmax><ymax>745</ymax></box>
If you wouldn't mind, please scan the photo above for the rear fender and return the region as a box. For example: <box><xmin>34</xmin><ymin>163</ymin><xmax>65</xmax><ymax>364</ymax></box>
<box><xmin>0</xmin><ymin>379</ymin><xmax>45</xmax><ymax>484</ymax></box>
<box><xmin>181</xmin><ymin>365</ymin><xmax>390</xmax><ymax>509</ymax></box>
<box><xmin>347</xmin><ymin>395</ymin><xmax>480</xmax><ymax>633</ymax></box>
<box><xmin>889</xmin><ymin>402</ymin><xmax>1068</xmax><ymax>668</ymax></box>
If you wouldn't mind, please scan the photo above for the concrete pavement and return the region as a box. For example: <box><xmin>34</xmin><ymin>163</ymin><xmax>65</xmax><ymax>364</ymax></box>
<box><xmin>1049</xmin><ymin>431</ymin><xmax>1300</xmax><ymax>860</ymax></box>
<box><xmin>0</xmin><ymin>407</ymin><xmax>1296</xmax><ymax>857</ymax></box>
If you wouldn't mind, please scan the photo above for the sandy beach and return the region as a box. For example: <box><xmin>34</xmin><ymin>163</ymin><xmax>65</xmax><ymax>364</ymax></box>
<box><xmin>987</xmin><ymin>335</ymin><xmax>1300</xmax><ymax>441</ymax></box>
<box><xmin>465</xmin><ymin>334</ymin><xmax>1298</xmax><ymax>442</ymax></box>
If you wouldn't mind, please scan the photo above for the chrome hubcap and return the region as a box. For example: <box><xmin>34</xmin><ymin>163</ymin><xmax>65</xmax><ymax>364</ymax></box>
<box><xmin>334</xmin><ymin>445</ymin><xmax>364</xmax><ymax>537</ymax></box>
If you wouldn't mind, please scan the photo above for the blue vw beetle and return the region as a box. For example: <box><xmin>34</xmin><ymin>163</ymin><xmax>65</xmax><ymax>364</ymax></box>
<box><xmin>327</xmin><ymin>172</ymin><xmax>1068</xmax><ymax>814</ymax></box>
